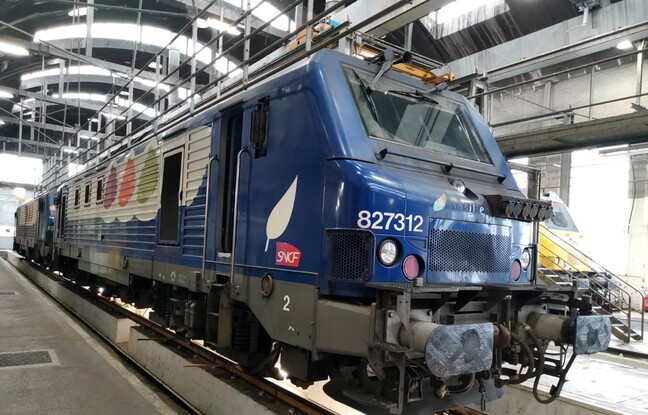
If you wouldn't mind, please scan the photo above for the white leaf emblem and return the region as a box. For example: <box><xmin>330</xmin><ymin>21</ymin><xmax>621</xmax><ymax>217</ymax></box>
<box><xmin>433</xmin><ymin>193</ymin><xmax>446</xmax><ymax>212</ymax></box>
<box><xmin>265</xmin><ymin>176</ymin><xmax>298</xmax><ymax>252</ymax></box>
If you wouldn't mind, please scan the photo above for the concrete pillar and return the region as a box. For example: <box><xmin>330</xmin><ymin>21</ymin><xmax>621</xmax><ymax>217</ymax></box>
<box><xmin>559</xmin><ymin>152</ymin><xmax>571</xmax><ymax>206</ymax></box>
<box><xmin>167</xmin><ymin>49</ymin><xmax>180</xmax><ymax>107</ymax></box>
<box><xmin>542</xmin><ymin>80</ymin><xmax>553</xmax><ymax>128</ymax></box>
<box><xmin>636</xmin><ymin>40</ymin><xmax>645</xmax><ymax>107</ymax></box>
<box><xmin>404</xmin><ymin>22</ymin><xmax>413</xmax><ymax>51</ymax></box>
<box><xmin>86</xmin><ymin>0</ymin><xmax>94</xmax><ymax>57</ymax></box>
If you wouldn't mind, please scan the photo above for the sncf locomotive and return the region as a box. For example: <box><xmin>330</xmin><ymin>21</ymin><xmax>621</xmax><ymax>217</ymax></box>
<box><xmin>15</xmin><ymin>49</ymin><xmax>611</xmax><ymax>414</ymax></box>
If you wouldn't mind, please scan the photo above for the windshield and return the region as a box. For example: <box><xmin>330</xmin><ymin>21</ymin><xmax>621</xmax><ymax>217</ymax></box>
<box><xmin>345</xmin><ymin>67</ymin><xmax>492</xmax><ymax>164</ymax></box>
<box><xmin>544</xmin><ymin>203</ymin><xmax>579</xmax><ymax>232</ymax></box>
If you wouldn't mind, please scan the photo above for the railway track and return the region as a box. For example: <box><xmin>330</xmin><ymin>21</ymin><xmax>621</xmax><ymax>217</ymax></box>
<box><xmin>11</xmin><ymin>255</ymin><xmax>336</xmax><ymax>415</ymax></box>
<box><xmin>9</xmin><ymin>254</ymin><xmax>492</xmax><ymax>415</ymax></box>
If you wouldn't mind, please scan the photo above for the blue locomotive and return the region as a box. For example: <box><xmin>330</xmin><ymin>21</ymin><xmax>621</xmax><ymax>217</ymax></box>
<box><xmin>15</xmin><ymin>49</ymin><xmax>611</xmax><ymax>413</ymax></box>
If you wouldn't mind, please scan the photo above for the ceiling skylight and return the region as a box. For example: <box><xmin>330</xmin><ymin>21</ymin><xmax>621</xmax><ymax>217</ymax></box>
<box><xmin>223</xmin><ymin>0</ymin><xmax>293</xmax><ymax>32</ymax></box>
<box><xmin>68</xmin><ymin>7</ymin><xmax>88</xmax><ymax>17</ymax></box>
<box><xmin>434</xmin><ymin>0</ymin><xmax>504</xmax><ymax>24</ymax></box>
<box><xmin>34</xmin><ymin>23</ymin><xmax>241</xmax><ymax>78</ymax></box>
<box><xmin>21</xmin><ymin>65</ymin><xmax>111</xmax><ymax>81</ymax></box>
<box><xmin>52</xmin><ymin>92</ymin><xmax>107</xmax><ymax>102</ymax></box>
<box><xmin>0</xmin><ymin>40</ymin><xmax>29</xmax><ymax>56</ymax></box>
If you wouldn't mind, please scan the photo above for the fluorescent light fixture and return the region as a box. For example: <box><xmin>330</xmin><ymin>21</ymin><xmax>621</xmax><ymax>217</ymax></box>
<box><xmin>214</xmin><ymin>56</ymin><xmax>243</xmax><ymax>77</ymax></box>
<box><xmin>616</xmin><ymin>40</ymin><xmax>634</xmax><ymax>50</ymax></box>
<box><xmin>80</xmin><ymin>134</ymin><xmax>100</xmax><ymax>141</ymax></box>
<box><xmin>63</xmin><ymin>148</ymin><xmax>78</xmax><ymax>154</ymax></box>
<box><xmin>119</xmin><ymin>90</ymin><xmax>130</xmax><ymax>96</ymax></box>
<box><xmin>223</xmin><ymin>0</ymin><xmax>293</xmax><ymax>31</ymax></box>
<box><xmin>68</xmin><ymin>7</ymin><xmax>88</xmax><ymax>17</ymax></box>
<box><xmin>53</xmin><ymin>92</ymin><xmax>106</xmax><ymax>102</ymax></box>
<box><xmin>0</xmin><ymin>120</ymin><xmax>5</xmax><ymax>125</ymax></box>
<box><xmin>252</xmin><ymin>2</ymin><xmax>291</xmax><ymax>31</ymax></box>
<box><xmin>0</xmin><ymin>40</ymin><xmax>29</xmax><ymax>56</ymax></box>
<box><xmin>196</xmin><ymin>18</ymin><xmax>210</xmax><ymax>29</ymax></box>
<box><xmin>101</xmin><ymin>112</ymin><xmax>126</xmax><ymax>120</ymax></box>
<box><xmin>90</xmin><ymin>118</ymin><xmax>100</xmax><ymax>123</ymax></box>
<box><xmin>114</xmin><ymin>97</ymin><xmax>156</xmax><ymax>117</ymax></box>
<box><xmin>135</xmin><ymin>77</ymin><xmax>170</xmax><ymax>92</ymax></box>
<box><xmin>0</xmin><ymin>90</ymin><xmax>13</xmax><ymax>99</ymax></box>
<box><xmin>21</xmin><ymin>65</ymin><xmax>111</xmax><ymax>82</ymax></box>
<box><xmin>68</xmin><ymin>162</ymin><xmax>85</xmax><ymax>177</ymax></box>
<box><xmin>434</xmin><ymin>0</ymin><xmax>504</xmax><ymax>24</ymax></box>
<box><xmin>22</xmin><ymin>111</ymin><xmax>34</xmax><ymax>117</ymax></box>
<box><xmin>147</xmin><ymin>61</ymin><xmax>160</xmax><ymax>69</ymax></box>
<box><xmin>206</xmin><ymin>18</ymin><xmax>241</xmax><ymax>35</ymax></box>
<box><xmin>34</xmin><ymin>23</ymin><xmax>242</xmax><ymax>78</ymax></box>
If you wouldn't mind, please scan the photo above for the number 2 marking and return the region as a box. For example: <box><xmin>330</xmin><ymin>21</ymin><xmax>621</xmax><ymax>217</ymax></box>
<box><xmin>283</xmin><ymin>295</ymin><xmax>290</xmax><ymax>311</ymax></box>
<box><xmin>371</xmin><ymin>211</ymin><xmax>384</xmax><ymax>229</ymax></box>
<box><xmin>413</xmin><ymin>215</ymin><xmax>424</xmax><ymax>232</ymax></box>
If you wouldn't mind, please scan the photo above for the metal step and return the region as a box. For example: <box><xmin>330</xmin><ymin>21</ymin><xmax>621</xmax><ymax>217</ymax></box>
<box><xmin>368</xmin><ymin>340</ymin><xmax>408</xmax><ymax>354</ymax></box>
<box><xmin>343</xmin><ymin>389</ymin><xmax>396</xmax><ymax>409</ymax></box>
<box><xmin>610</xmin><ymin>325</ymin><xmax>642</xmax><ymax>342</ymax></box>
<box><xmin>540</xmin><ymin>227</ymin><xmax>645</xmax><ymax>343</ymax></box>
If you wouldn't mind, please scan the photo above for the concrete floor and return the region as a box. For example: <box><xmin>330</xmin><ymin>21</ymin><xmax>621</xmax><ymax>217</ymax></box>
<box><xmin>0</xmin><ymin>259</ymin><xmax>187</xmax><ymax>415</ymax></box>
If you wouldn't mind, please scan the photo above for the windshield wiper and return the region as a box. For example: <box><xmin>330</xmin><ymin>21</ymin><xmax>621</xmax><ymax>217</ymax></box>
<box><xmin>351</xmin><ymin>69</ymin><xmax>379</xmax><ymax>121</ymax></box>
<box><xmin>376</xmin><ymin>147</ymin><xmax>506</xmax><ymax>183</ymax></box>
<box><xmin>387</xmin><ymin>89</ymin><xmax>439</xmax><ymax>104</ymax></box>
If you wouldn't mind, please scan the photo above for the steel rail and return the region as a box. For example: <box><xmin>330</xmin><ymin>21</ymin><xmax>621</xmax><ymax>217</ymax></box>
<box><xmin>13</xmin><ymin>257</ymin><xmax>336</xmax><ymax>415</ymax></box>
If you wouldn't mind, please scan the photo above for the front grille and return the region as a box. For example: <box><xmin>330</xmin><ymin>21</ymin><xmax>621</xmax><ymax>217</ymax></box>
<box><xmin>428</xmin><ymin>228</ymin><xmax>510</xmax><ymax>273</ymax></box>
<box><xmin>328</xmin><ymin>231</ymin><xmax>373</xmax><ymax>281</ymax></box>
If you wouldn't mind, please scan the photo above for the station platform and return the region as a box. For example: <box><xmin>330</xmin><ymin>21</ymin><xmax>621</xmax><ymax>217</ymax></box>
<box><xmin>0</xmin><ymin>258</ymin><xmax>186</xmax><ymax>415</ymax></box>
<box><xmin>607</xmin><ymin>329</ymin><xmax>648</xmax><ymax>357</ymax></box>
<box><xmin>479</xmin><ymin>336</ymin><xmax>648</xmax><ymax>415</ymax></box>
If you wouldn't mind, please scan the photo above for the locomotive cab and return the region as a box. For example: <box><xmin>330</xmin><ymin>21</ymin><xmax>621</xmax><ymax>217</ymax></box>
<box><xmin>263</xmin><ymin>50</ymin><xmax>612</xmax><ymax>412</ymax></box>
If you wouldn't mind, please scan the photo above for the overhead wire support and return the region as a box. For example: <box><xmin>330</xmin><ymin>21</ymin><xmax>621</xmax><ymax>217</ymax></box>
<box><xmin>43</xmin><ymin>0</ymin><xmax>321</xmax><ymax>176</ymax></box>
<box><xmin>0</xmin><ymin>0</ymin><xmax>223</xmax><ymax>178</ymax></box>
<box><xmin>243</xmin><ymin>0</ymin><xmax>251</xmax><ymax>87</ymax></box>
<box><xmin>100</xmin><ymin>0</ymin><xmax>413</xmax><ymax>153</ymax></box>
<box><xmin>34</xmin><ymin>0</ymin><xmax>292</xmax><ymax>177</ymax></box>
<box><xmin>10</xmin><ymin>0</ymin><xmax>413</xmax><ymax>189</ymax></box>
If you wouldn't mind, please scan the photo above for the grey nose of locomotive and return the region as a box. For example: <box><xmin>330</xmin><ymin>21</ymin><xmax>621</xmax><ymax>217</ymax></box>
<box><xmin>526</xmin><ymin>312</ymin><xmax>611</xmax><ymax>355</ymax></box>
<box><xmin>399</xmin><ymin>321</ymin><xmax>495</xmax><ymax>377</ymax></box>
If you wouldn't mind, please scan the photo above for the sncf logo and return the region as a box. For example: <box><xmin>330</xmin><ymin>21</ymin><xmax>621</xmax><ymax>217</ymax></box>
<box><xmin>276</xmin><ymin>242</ymin><xmax>301</xmax><ymax>267</ymax></box>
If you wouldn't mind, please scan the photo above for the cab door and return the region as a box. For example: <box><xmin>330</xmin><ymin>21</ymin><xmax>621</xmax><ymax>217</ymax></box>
<box><xmin>158</xmin><ymin>148</ymin><xmax>184</xmax><ymax>245</ymax></box>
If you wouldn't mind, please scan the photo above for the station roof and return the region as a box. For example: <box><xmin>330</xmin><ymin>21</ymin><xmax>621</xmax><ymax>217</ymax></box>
<box><xmin>0</xmin><ymin>0</ymin><xmax>607</xmax><ymax>164</ymax></box>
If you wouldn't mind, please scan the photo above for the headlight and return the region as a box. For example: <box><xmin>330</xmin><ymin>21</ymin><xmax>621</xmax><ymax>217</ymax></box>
<box><xmin>378</xmin><ymin>239</ymin><xmax>399</xmax><ymax>266</ymax></box>
<box><xmin>521</xmin><ymin>249</ymin><xmax>531</xmax><ymax>269</ymax></box>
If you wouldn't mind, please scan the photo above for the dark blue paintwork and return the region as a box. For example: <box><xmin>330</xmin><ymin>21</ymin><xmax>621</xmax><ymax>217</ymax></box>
<box><xmin>34</xmin><ymin>49</ymin><xmax>534</xmax><ymax>298</ymax></box>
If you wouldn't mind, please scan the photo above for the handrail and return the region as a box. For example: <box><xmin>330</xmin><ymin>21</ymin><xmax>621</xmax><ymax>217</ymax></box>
<box><xmin>542</xmin><ymin>226</ymin><xmax>645</xmax><ymax>302</ymax></box>
<box><xmin>230</xmin><ymin>148</ymin><xmax>249</xmax><ymax>292</ymax></box>
<box><xmin>538</xmin><ymin>233</ymin><xmax>632</xmax><ymax>308</ymax></box>
<box><xmin>201</xmin><ymin>156</ymin><xmax>218</xmax><ymax>289</ymax></box>
<box><xmin>539</xmin><ymin>226</ymin><xmax>644</xmax><ymax>342</ymax></box>
<box><xmin>537</xmin><ymin>247</ymin><xmax>636</xmax><ymax>342</ymax></box>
